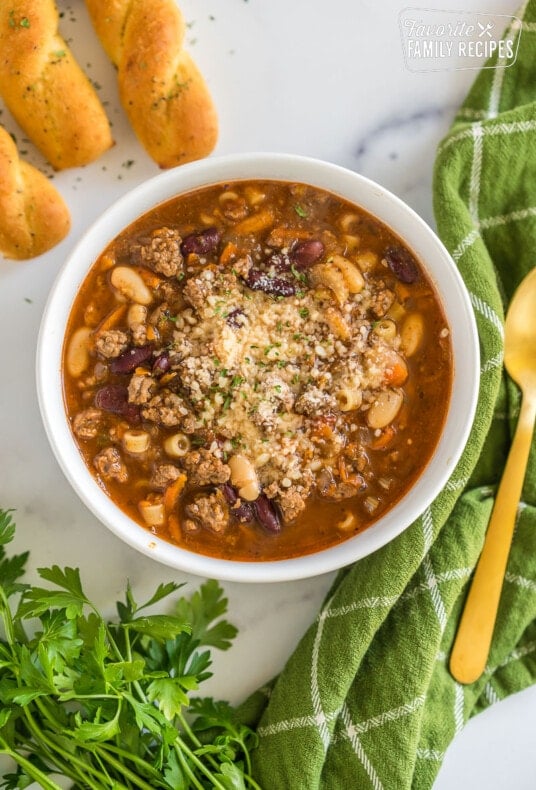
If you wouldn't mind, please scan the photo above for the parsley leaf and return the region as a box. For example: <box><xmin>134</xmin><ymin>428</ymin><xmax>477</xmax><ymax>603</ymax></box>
<box><xmin>0</xmin><ymin>511</ymin><xmax>260</xmax><ymax>790</ymax></box>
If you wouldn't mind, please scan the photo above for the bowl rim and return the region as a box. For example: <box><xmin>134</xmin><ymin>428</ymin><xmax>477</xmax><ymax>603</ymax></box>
<box><xmin>36</xmin><ymin>151</ymin><xmax>480</xmax><ymax>583</ymax></box>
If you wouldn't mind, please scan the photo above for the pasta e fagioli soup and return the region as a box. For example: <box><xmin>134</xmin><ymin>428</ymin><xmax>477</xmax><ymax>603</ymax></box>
<box><xmin>62</xmin><ymin>178</ymin><xmax>452</xmax><ymax>561</ymax></box>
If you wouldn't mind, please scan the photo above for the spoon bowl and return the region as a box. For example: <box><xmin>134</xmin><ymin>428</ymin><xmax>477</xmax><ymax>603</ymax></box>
<box><xmin>504</xmin><ymin>269</ymin><xmax>536</xmax><ymax>387</ymax></box>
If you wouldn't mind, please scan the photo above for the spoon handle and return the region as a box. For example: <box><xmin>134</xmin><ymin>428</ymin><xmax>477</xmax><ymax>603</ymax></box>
<box><xmin>450</xmin><ymin>392</ymin><xmax>536</xmax><ymax>684</ymax></box>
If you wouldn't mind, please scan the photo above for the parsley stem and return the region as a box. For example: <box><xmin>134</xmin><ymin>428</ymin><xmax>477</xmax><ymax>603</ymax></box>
<box><xmin>0</xmin><ymin>587</ymin><xmax>15</xmax><ymax>644</ymax></box>
<box><xmin>32</xmin><ymin>697</ymin><xmax>157</xmax><ymax>790</ymax></box>
<box><xmin>0</xmin><ymin>737</ymin><xmax>63</xmax><ymax>790</ymax></box>
<box><xmin>172</xmin><ymin>741</ymin><xmax>208</xmax><ymax>790</ymax></box>
<box><xmin>98</xmin><ymin>742</ymin><xmax>170</xmax><ymax>786</ymax></box>
<box><xmin>92</xmin><ymin>745</ymin><xmax>165</xmax><ymax>790</ymax></box>
<box><xmin>128</xmin><ymin>678</ymin><xmax>227</xmax><ymax>788</ymax></box>
<box><xmin>22</xmin><ymin>705</ymin><xmax>117</xmax><ymax>790</ymax></box>
<box><xmin>176</xmin><ymin>710</ymin><xmax>223</xmax><ymax>773</ymax></box>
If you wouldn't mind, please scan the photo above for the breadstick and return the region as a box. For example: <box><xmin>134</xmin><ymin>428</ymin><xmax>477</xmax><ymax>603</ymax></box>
<box><xmin>84</xmin><ymin>0</ymin><xmax>218</xmax><ymax>168</ymax></box>
<box><xmin>0</xmin><ymin>2</ymin><xmax>113</xmax><ymax>170</ymax></box>
<box><xmin>0</xmin><ymin>125</ymin><xmax>70</xmax><ymax>259</ymax></box>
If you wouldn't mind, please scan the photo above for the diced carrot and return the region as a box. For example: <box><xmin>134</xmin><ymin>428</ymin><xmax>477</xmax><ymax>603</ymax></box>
<box><xmin>134</xmin><ymin>266</ymin><xmax>162</xmax><ymax>289</ymax></box>
<box><xmin>338</xmin><ymin>457</ymin><xmax>349</xmax><ymax>482</ymax></box>
<box><xmin>385</xmin><ymin>360</ymin><xmax>408</xmax><ymax>386</ymax></box>
<box><xmin>338</xmin><ymin>457</ymin><xmax>362</xmax><ymax>486</ymax></box>
<box><xmin>370</xmin><ymin>425</ymin><xmax>396</xmax><ymax>450</ymax></box>
<box><xmin>164</xmin><ymin>473</ymin><xmax>187</xmax><ymax>512</ymax></box>
<box><xmin>219</xmin><ymin>241</ymin><xmax>239</xmax><ymax>266</ymax></box>
<box><xmin>267</xmin><ymin>227</ymin><xmax>311</xmax><ymax>246</ymax></box>
<box><xmin>99</xmin><ymin>253</ymin><xmax>116</xmax><ymax>271</ymax></box>
<box><xmin>395</xmin><ymin>282</ymin><xmax>412</xmax><ymax>302</ymax></box>
<box><xmin>233</xmin><ymin>208</ymin><xmax>274</xmax><ymax>235</ymax></box>
<box><xmin>160</xmin><ymin>372</ymin><xmax>177</xmax><ymax>385</ymax></box>
<box><xmin>134</xmin><ymin>366</ymin><xmax>151</xmax><ymax>376</ymax></box>
<box><xmin>96</xmin><ymin>304</ymin><xmax>127</xmax><ymax>332</ymax></box>
<box><xmin>146</xmin><ymin>325</ymin><xmax>158</xmax><ymax>342</ymax></box>
<box><xmin>168</xmin><ymin>514</ymin><xmax>182</xmax><ymax>542</ymax></box>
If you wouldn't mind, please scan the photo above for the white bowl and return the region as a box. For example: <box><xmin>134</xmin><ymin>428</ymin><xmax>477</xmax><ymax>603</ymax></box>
<box><xmin>37</xmin><ymin>153</ymin><xmax>479</xmax><ymax>583</ymax></box>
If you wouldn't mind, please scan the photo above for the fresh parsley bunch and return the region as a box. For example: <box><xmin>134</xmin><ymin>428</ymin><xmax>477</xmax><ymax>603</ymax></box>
<box><xmin>0</xmin><ymin>510</ymin><xmax>261</xmax><ymax>789</ymax></box>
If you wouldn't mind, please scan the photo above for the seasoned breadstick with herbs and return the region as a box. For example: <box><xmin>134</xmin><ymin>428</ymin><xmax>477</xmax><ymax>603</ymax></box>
<box><xmin>0</xmin><ymin>125</ymin><xmax>70</xmax><ymax>259</ymax></box>
<box><xmin>0</xmin><ymin>1</ymin><xmax>113</xmax><ymax>169</ymax></box>
<box><xmin>84</xmin><ymin>0</ymin><xmax>218</xmax><ymax>168</ymax></box>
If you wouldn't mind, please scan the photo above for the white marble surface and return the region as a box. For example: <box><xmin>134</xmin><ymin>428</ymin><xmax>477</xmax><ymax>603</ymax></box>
<box><xmin>1</xmin><ymin>0</ymin><xmax>535</xmax><ymax>787</ymax></box>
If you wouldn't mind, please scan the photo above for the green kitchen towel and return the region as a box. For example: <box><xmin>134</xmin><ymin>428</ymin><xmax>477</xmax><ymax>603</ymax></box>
<box><xmin>242</xmin><ymin>5</ymin><xmax>536</xmax><ymax>789</ymax></box>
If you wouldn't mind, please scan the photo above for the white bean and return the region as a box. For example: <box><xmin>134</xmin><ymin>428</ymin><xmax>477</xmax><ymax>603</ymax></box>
<box><xmin>110</xmin><ymin>266</ymin><xmax>152</xmax><ymax>305</ymax></box>
<box><xmin>239</xmin><ymin>481</ymin><xmax>261</xmax><ymax>501</ymax></box>
<box><xmin>66</xmin><ymin>326</ymin><xmax>92</xmax><ymax>377</ymax></box>
<box><xmin>400</xmin><ymin>313</ymin><xmax>424</xmax><ymax>357</ymax></box>
<box><xmin>367</xmin><ymin>388</ymin><xmax>404</xmax><ymax>430</ymax></box>
<box><xmin>229</xmin><ymin>454</ymin><xmax>260</xmax><ymax>501</ymax></box>
<box><xmin>356</xmin><ymin>250</ymin><xmax>378</xmax><ymax>272</ymax></box>
<box><xmin>255</xmin><ymin>452</ymin><xmax>271</xmax><ymax>468</ymax></box>
<box><xmin>127</xmin><ymin>303</ymin><xmax>147</xmax><ymax>329</ymax></box>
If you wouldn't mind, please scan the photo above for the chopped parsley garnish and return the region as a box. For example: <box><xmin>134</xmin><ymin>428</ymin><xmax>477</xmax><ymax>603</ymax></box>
<box><xmin>299</xmin><ymin>307</ymin><xmax>310</xmax><ymax>319</ymax></box>
<box><xmin>264</xmin><ymin>342</ymin><xmax>281</xmax><ymax>356</ymax></box>
<box><xmin>291</xmin><ymin>265</ymin><xmax>307</xmax><ymax>283</ymax></box>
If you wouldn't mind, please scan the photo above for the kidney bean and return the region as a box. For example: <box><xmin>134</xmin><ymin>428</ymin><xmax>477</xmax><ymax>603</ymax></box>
<box><xmin>94</xmin><ymin>385</ymin><xmax>141</xmax><ymax>423</ymax></box>
<box><xmin>180</xmin><ymin>227</ymin><xmax>221</xmax><ymax>256</ymax></box>
<box><xmin>221</xmin><ymin>483</ymin><xmax>238</xmax><ymax>505</ymax></box>
<box><xmin>152</xmin><ymin>351</ymin><xmax>171</xmax><ymax>375</ymax></box>
<box><xmin>266</xmin><ymin>252</ymin><xmax>291</xmax><ymax>273</ymax></box>
<box><xmin>254</xmin><ymin>494</ymin><xmax>281</xmax><ymax>533</ymax></box>
<box><xmin>221</xmin><ymin>484</ymin><xmax>255</xmax><ymax>523</ymax></box>
<box><xmin>290</xmin><ymin>239</ymin><xmax>324</xmax><ymax>269</ymax></box>
<box><xmin>247</xmin><ymin>269</ymin><xmax>296</xmax><ymax>297</ymax></box>
<box><xmin>121</xmin><ymin>402</ymin><xmax>142</xmax><ymax>424</ymax></box>
<box><xmin>234</xmin><ymin>500</ymin><xmax>255</xmax><ymax>523</ymax></box>
<box><xmin>384</xmin><ymin>246</ymin><xmax>418</xmax><ymax>284</ymax></box>
<box><xmin>110</xmin><ymin>344</ymin><xmax>154</xmax><ymax>374</ymax></box>
<box><xmin>226</xmin><ymin>308</ymin><xmax>245</xmax><ymax>329</ymax></box>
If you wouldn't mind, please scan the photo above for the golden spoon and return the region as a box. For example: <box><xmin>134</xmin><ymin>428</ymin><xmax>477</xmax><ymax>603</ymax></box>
<box><xmin>450</xmin><ymin>267</ymin><xmax>536</xmax><ymax>684</ymax></box>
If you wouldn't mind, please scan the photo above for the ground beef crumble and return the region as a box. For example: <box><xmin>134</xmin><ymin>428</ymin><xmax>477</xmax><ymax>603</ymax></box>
<box><xmin>72</xmin><ymin>407</ymin><xmax>102</xmax><ymax>440</ymax></box>
<box><xmin>184</xmin><ymin>489</ymin><xmax>230</xmax><ymax>533</ymax></box>
<box><xmin>94</xmin><ymin>447</ymin><xmax>128</xmax><ymax>483</ymax></box>
<box><xmin>141</xmin><ymin>392</ymin><xmax>191</xmax><ymax>427</ymax></box>
<box><xmin>128</xmin><ymin>374</ymin><xmax>156</xmax><ymax>405</ymax></box>
<box><xmin>131</xmin><ymin>227</ymin><xmax>183</xmax><ymax>278</ymax></box>
<box><xmin>182</xmin><ymin>449</ymin><xmax>231</xmax><ymax>487</ymax></box>
<box><xmin>151</xmin><ymin>464</ymin><xmax>182</xmax><ymax>489</ymax></box>
<box><xmin>95</xmin><ymin>330</ymin><xmax>129</xmax><ymax>359</ymax></box>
